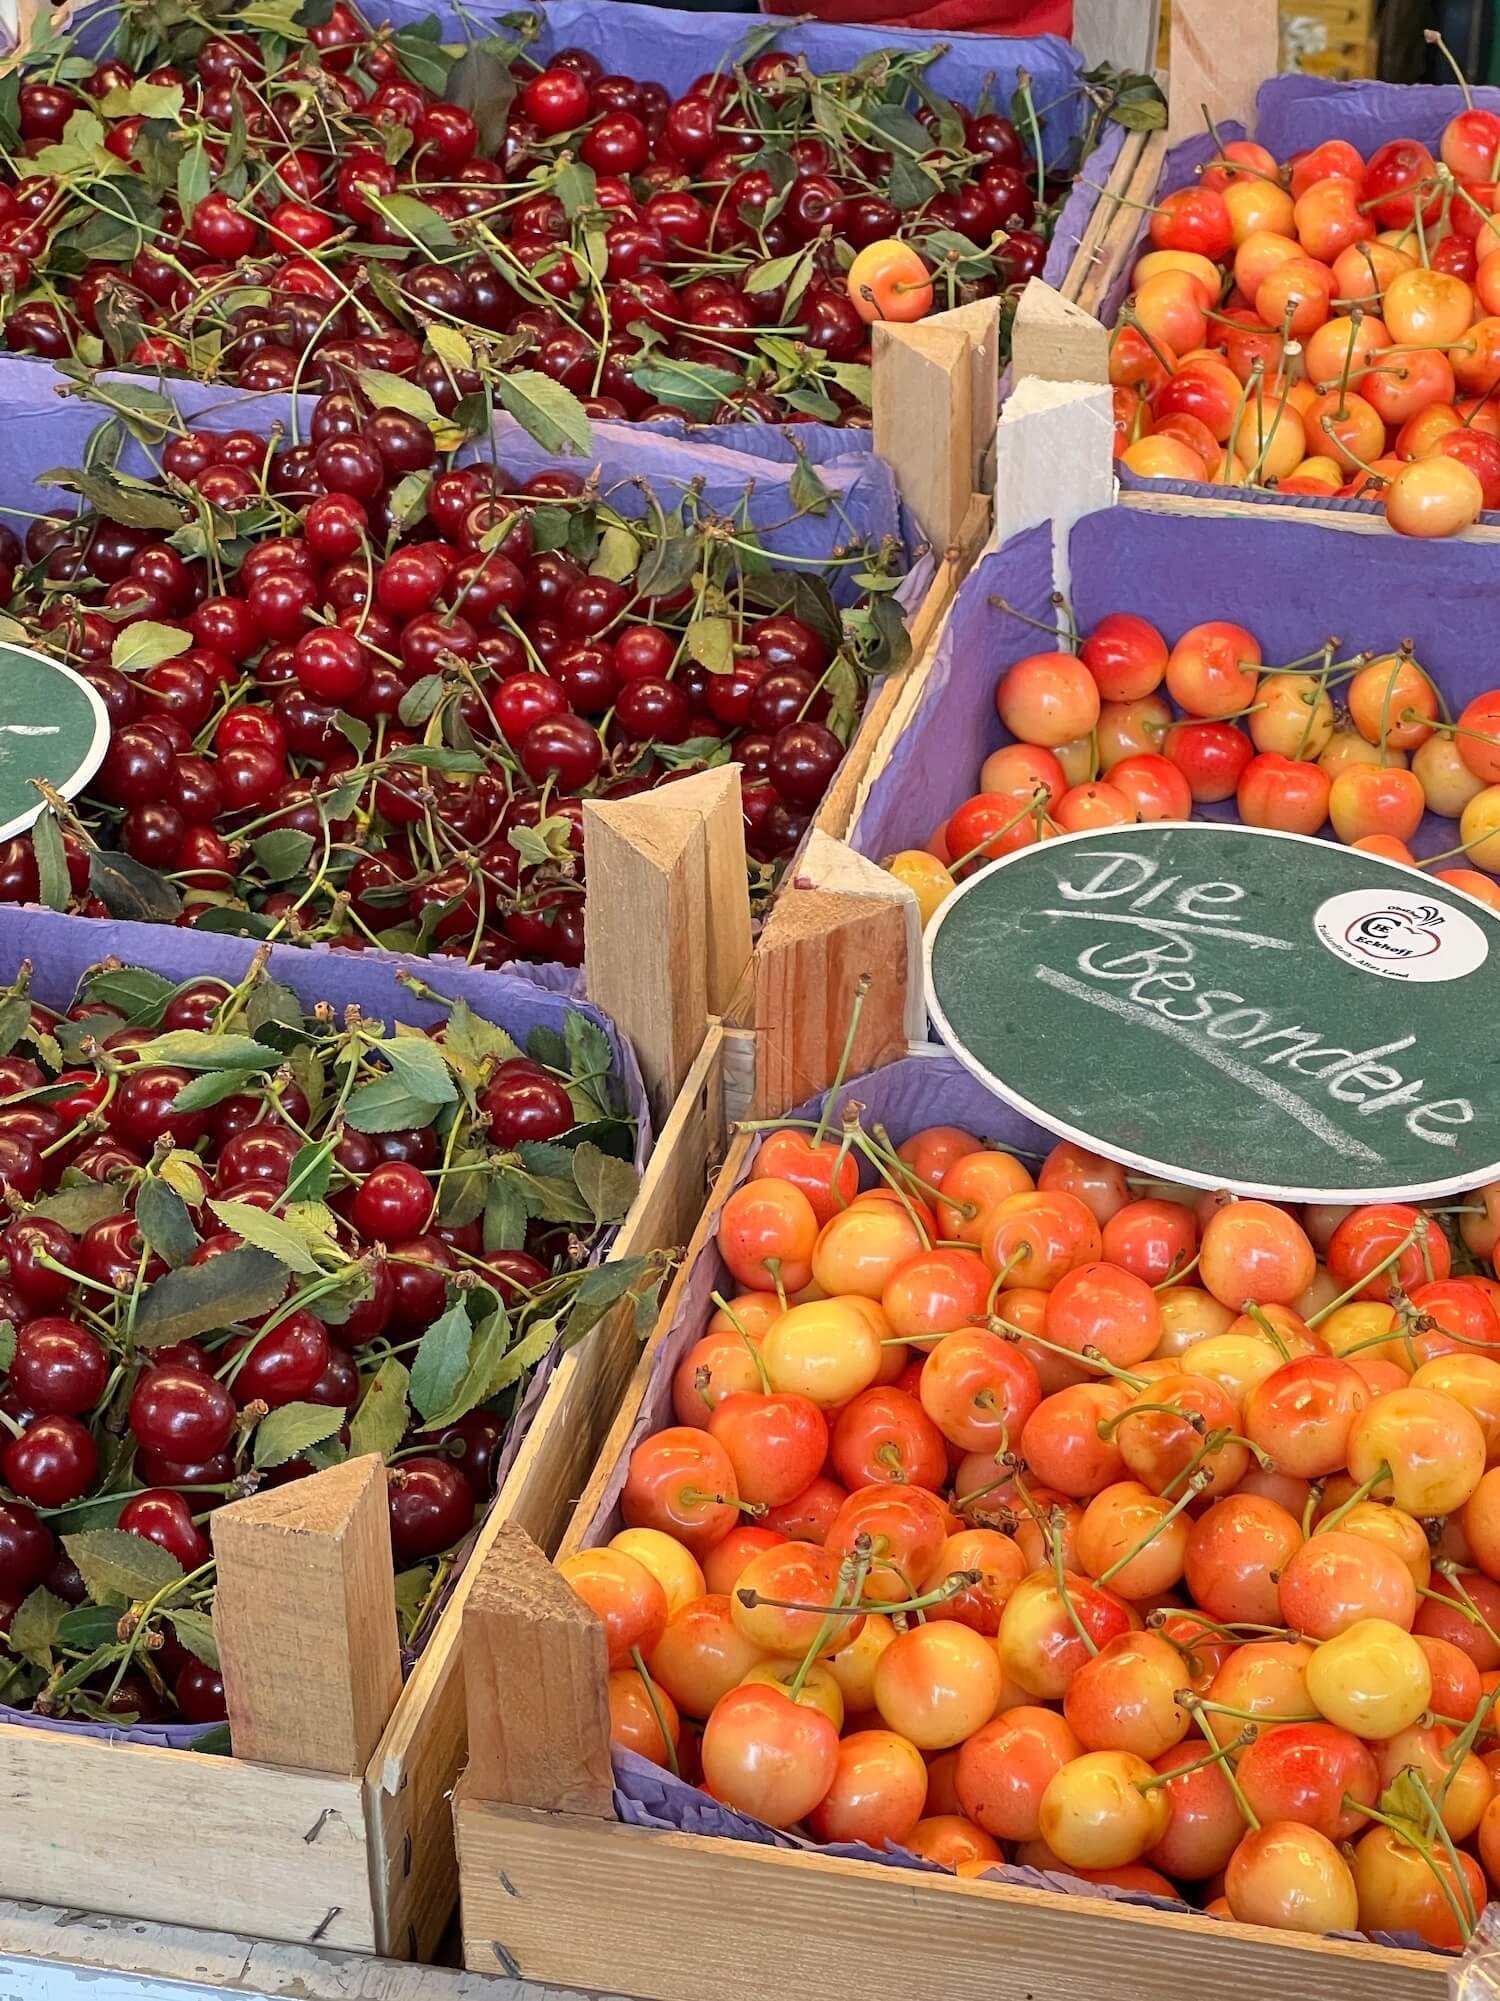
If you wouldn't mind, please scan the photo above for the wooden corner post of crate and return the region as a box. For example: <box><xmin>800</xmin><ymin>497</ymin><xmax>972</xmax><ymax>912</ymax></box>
<box><xmin>872</xmin><ymin>297</ymin><xmax>1001</xmax><ymax>556</ymax></box>
<box><xmin>583</xmin><ymin>764</ymin><xmax>752</xmax><ymax>1131</ymax></box>
<box><xmin>212</xmin><ymin>1452</ymin><xmax>402</xmax><ymax>1778</ymax></box>
<box><xmin>1167</xmin><ymin>0</ymin><xmax>1278</xmax><ymax>143</ymax></box>
<box><xmin>993</xmin><ymin>377</ymin><xmax>1116</xmax><ymax>596</ymax></box>
<box><xmin>1010</xmin><ymin>279</ymin><xmax>1109</xmax><ymax>389</ymax></box>
<box><xmin>750</xmin><ymin>830</ymin><xmax>923</xmax><ymax>1121</ymax></box>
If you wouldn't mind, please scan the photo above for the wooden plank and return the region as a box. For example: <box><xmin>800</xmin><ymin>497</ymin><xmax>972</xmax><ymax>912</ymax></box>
<box><xmin>583</xmin><ymin>791</ymin><xmax>711</xmax><ymax>1130</ymax></box>
<box><xmin>455</xmin><ymin>1801</ymin><xmax>1449</xmax><ymax>2001</ymax></box>
<box><xmin>1011</xmin><ymin>278</ymin><xmax>1110</xmax><ymax>386</ymax></box>
<box><xmin>872</xmin><ymin>318</ymin><xmax>973</xmax><ymax>554</ymax></box>
<box><xmin>1075</xmin><ymin>130</ymin><xmax>1170</xmax><ymax>320</ymax></box>
<box><xmin>993</xmin><ymin>379</ymin><xmax>1116</xmax><ymax>601</ymax></box>
<box><xmin>1073</xmin><ymin>0</ymin><xmax>1163</xmax><ymax>73</ymax></box>
<box><xmin>812</xmin><ymin>498</ymin><xmax>987</xmax><ymax>847</ymax></box>
<box><xmin>751</xmin><ymin>832</ymin><xmax>921</xmax><ymax>1119</ymax></box>
<box><xmin>1059</xmin><ymin>128</ymin><xmax>1145</xmax><ymax>306</ymax></box>
<box><xmin>364</xmin><ymin>1030</ymin><xmax>728</xmax><ymax>1959</ymax></box>
<box><xmin>212</xmin><ymin>1454</ymin><xmax>400</xmax><ymax>1780</ymax></box>
<box><xmin>462</xmin><ymin>1523</ymin><xmax>613</xmax><ymax>1818</ymax></box>
<box><xmin>557</xmin><ymin>1128</ymin><xmax>756</xmax><ymax>1564</ymax></box>
<box><xmin>0</xmin><ymin>1726</ymin><xmax>377</xmax><ymax>1951</ymax></box>
<box><xmin>0</xmin><ymin>1899</ymin><xmax>604</xmax><ymax>2001</ymax></box>
<box><xmin>1167</xmin><ymin>0</ymin><xmax>1279</xmax><ymax>143</ymax></box>
<box><xmin>644</xmin><ymin>766</ymin><xmax>752</xmax><ymax>1016</ymax></box>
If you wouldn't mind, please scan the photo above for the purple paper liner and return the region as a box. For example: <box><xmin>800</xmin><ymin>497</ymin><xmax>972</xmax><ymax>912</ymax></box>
<box><xmin>578</xmin><ymin>1050</ymin><xmax>1447</xmax><ymax>1955</ymax></box>
<box><xmin>852</xmin><ymin>504</ymin><xmax>1500</xmax><ymax>876</ymax></box>
<box><xmin>0</xmin><ymin>906</ymin><xmax>652</xmax><ymax>1749</ymax></box>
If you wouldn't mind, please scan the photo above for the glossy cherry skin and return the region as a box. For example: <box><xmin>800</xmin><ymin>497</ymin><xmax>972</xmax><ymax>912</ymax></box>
<box><xmin>388</xmin><ymin>1455</ymin><xmax>476</xmax><ymax>1561</ymax></box>
<box><xmin>118</xmin><ymin>1489</ymin><xmax>212</xmax><ymax>1571</ymax></box>
<box><xmin>10</xmin><ymin>1317</ymin><xmax>109</xmax><ymax>1416</ymax></box>
<box><xmin>1</xmin><ymin>1416</ymin><xmax>98</xmax><ymax>1507</ymax></box>
<box><xmin>128</xmin><ymin>1368</ymin><xmax>238</xmax><ymax>1461</ymax></box>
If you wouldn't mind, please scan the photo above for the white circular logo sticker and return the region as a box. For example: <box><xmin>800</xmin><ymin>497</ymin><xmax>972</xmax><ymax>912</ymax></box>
<box><xmin>1314</xmin><ymin>888</ymin><xmax>1489</xmax><ymax>984</ymax></box>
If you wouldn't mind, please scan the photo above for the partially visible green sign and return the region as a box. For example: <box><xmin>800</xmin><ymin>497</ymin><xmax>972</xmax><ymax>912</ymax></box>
<box><xmin>924</xmin><ymin>822</ymin><xmax>1500</xmax><ymax>1203</ymax></box>
<box><xmin>0</xmin><ymin>642</ymin><xmax>109</xmax><ymax>841</ymax></box>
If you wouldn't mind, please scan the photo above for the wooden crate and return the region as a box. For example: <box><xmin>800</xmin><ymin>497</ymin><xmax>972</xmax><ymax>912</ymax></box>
<box><xmin>450</xmin><ymin>1104</ymin><xmax>1448</xmax><ymax>2001</ymax></box>
<box><xmin>0</xmin><ymin>1019</ymin><xmax>732</xmax><ymax>1960</ymax></box>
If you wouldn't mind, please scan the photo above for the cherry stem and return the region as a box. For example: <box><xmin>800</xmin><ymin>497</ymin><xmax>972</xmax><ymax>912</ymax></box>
<box><xmin>736</xmin><ymin>1570</ymin><xmax>978</xmax><ymax>1621</ymax></box>
<box><xmin>763</xmin><ymin>1257</ymin><xmax>788</xmax><ymax>1314</ymax></box>
<box><xmin>1434</xmin><ymin>1564</ymin><xmax>1500</xmax><ymax>1655</ymax></box>
<box><xmin>1154</xmin><ymin>1249</ymin><xmax>1202</xmax><ymax>1291</ymax></box>
<box><xmin>1048</xmin><ymin>1506</ymin><xmax>1097</xmax><ymax>1657</ymax></box>
<box><xmin>1436</xmin><ymin>1677</ymin><xmax>1500</xmax><ymax>1807</ymax></box>
<box><xmin>1180</xmin><ymin>1695</ymin><xmax>1261</xmax><ymax>1830</ymax></box>
<box><xmin>1358</xmin><ymin>1794</ymin><xmax>1474</xmax><ymax>1944</ymax></box>
<box><xmin>1094</xmin><ymin>1470</ymin><xmax>1211</xmax><ymax>1587</ymax></box>
<box><xmin>1314</xmin><ymin>1460</ymin><xmax>1391</xmax><ymax>1534</ymax></box>
<box><xmin>809</xmin><ymin>973</ymin><xmax>872</xmax><ymax>1149</ymax></box>
<box><xmin>789</xmin><ymin>1544</ymin><xmax>868</xmax><ymax>1699</ymax></box>
<box><xmin>987</xmin><ymin>1317</ymin><xmax>1147</xmax><ymax>1390</ymax></box>
<box><xmin>1425</xmin><ymin>28</ymin><xmax>1475</xmax><ymax>109</ymax></box>
<box><xmin>711</xmin><ymin>1291</ymin><xmax>771</xmax><ymax>1395</ymax></box>
<box><xmin>1241</xmin><ymin>1303</ymin><xmax>1291</xmax><ymax>1360</ymax></box>
<box><xmin>1097</xmin><ymin>1401</ymin><xmax>1205</xmax><ymax>1442</ymax></box>
<box><xmin>1137</xmin><ymin>1725</ymin><xmax>1255</xmax><ymax>1793</ymax></box>
<box><xmin>683</xmin><ymin>1486</ymin><xmax>766</xmax><ymax>1521</ymax></box>
<box><xmin>1307</xmin><ymin>1220</ymin><xmax>1427</xmax><ymax>1327</ymax></box>
<box><xmin>628</xmin><ymin>1646</ymin><xmax>679</xmax><ymax>1780</ymax></box>
<box><xmin>983</xmin><ymin>1246</ymin><xmax>1031</xmax><ymax>1315</ymax></box>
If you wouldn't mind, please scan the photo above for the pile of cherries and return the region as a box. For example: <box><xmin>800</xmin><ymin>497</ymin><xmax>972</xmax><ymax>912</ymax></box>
<box><xmin>0</xmin><ymin>958</ymin><xmax>650</xmax><ymax>1727</ymax></box>
<box><xmin>563</xmin><ymin>1101</ymin><xmax>1500</xmax><ymax>1949</ymax></box>
<box><xmin>882</xmin><ymin>608</ymin><xmax>1500</xmax><ymax>928</ymax></box>
<box><xmin>1111</xmin><ymin>89</ymin><xmax>1500</xmax><ymax>535</ymax></box>
<box><xmin>0</xmin><ymin>387</ymin><xmax>905</xmax><ymax>958</ymax></box>
<box><xmin>0</xmin><ymin>0</ymin><xmax>1079</xmax><ymax>426</ymax></box>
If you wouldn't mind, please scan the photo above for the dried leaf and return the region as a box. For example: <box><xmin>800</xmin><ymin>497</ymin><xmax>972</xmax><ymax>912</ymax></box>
<box><xmin>133</xmin><ymin>1248</ymin><xmax>287</xmax><ymax>1349</ymax></box>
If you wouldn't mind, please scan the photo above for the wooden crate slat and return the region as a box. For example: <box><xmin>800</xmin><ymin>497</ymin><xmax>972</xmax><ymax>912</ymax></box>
<box><xmin>455</xmin><ymin>1798</ymin><xmax>1449</xmax><ymax>2001</ymax></box>
<box><xmin>363</xmin><ymin>1023</ymin><xmax>729</xmax><ymax>1957</ymax></box>
<box><xmin>0</xmin><ymin>1727</ymin><xmax>376</xmax><ymax>1951</ymax></box>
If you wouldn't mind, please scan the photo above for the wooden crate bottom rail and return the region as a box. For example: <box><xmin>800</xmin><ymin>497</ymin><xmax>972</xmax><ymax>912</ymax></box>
<box><xmin>455</xmin><ymin>1800</ymin><xmax>1448</xmax><ymax>2001</ymax></box>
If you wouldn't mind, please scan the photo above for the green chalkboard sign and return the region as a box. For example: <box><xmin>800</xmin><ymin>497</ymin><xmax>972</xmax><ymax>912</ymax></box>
<box><xmin>924</xmin><ymin>823</ymin><xmax>1500</xmax><ymax>1203</ymax></box>
<box><xmin>0</xmin><ymin>642</ymin><xmax>109</xmax><ymax>842</ymax></box>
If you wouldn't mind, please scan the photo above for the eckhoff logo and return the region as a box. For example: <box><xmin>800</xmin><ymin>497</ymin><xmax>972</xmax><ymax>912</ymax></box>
<box><xmin>1342</xmin><ymin>904</ymin><xmax>1445</xmax><ymax>963</ymax></box>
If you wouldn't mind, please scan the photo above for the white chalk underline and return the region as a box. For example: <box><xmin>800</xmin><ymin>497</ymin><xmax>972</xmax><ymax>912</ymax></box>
<box><xmin>1039</xmin><ymin>909</ymin><xmax>1295</xmax><ymax>950</ymax></box>
<box><xmin>1033</xmin><ymin>966</ymin><xmax>1384</xmax><ymax>1163</ymax></box>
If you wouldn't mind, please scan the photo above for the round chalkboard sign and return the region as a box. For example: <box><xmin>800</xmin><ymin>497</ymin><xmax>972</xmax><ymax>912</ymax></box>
<box><xmin>0</xmin><ymin>642</ymin><xmax>109</xmax><ymax>842</ymax></box>
<box><xmin>923</xmin><ymin>822</ymin><xmax>1500</xmax><ymax>1203</ymax></box>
